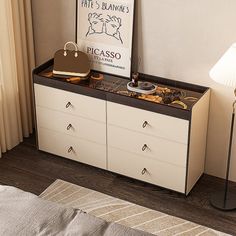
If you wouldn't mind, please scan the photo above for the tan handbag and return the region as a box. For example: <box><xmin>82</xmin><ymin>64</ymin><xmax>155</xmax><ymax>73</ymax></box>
<box><xmin>53</xmin><ymin>41</ymin><xmax>90</xmax><ymax>78</ymax></box>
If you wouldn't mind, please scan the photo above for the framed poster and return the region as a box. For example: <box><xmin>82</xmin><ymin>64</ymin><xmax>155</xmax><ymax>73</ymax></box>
<box><xmin>77</xmin><ymin>0</ymin><xmax>135</xmax><ymax>78</ymax></box>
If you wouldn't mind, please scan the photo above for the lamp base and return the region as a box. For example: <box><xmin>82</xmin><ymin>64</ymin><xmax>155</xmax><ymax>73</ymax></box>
<box><xmin>210</xmin><ymin>191</ymin><xmax>236</xmax><ymax>211</ymax></box>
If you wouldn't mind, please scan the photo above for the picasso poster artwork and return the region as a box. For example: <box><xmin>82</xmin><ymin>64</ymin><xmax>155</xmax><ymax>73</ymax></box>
<box><xmin>77</xmin><ymin>0</ymin><xmax>135</xmax><ymax>77</ymax></box>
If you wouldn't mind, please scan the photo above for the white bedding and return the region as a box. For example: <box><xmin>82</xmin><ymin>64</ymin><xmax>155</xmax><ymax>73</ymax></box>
<box><xmin>0</xmin><ymin>185</ymin><xmax>153</xmax><ymax>236</ymax></box>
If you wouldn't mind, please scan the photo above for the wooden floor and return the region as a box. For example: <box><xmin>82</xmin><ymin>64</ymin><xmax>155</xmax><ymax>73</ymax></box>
<box><xmin>0</xmin><ymin>135</ymin><xmax>236</xmax><ymax>235</ymax></box>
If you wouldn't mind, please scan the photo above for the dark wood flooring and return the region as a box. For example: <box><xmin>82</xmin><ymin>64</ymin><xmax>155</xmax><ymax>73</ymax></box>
<box><xmin>0</xmin><ymin>135</ymin><xmax>236</xmax><ymax>235</ymax></box>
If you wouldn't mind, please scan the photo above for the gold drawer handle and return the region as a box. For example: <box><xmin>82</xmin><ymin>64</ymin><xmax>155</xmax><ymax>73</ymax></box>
<box><xmin>142</xmin><ymin>144</ymin><xmax>148</xmax><ymax>151</ymax></box>
<box><xmin>67</xmin><ymin>124</ymin><xmax>73</xmax><ymax>130</ymax></box>
<box><xmin>68</xmin><ymin>146</ymin><xmax>74</xmax><ymax>153</ymax></box>
<box><xmin>142</xmin><ymin>121</ymin><xmax>148</xmax><ymax>128</ymax></box>
<box><xmin>66</xmin><ymin>102</ymin><xmax>72</xmax><ymax>109</ymax></box>
<box><xmin>142</xmin><ymin>168</ymin><xmax>147</xmax><ymax>175</ymax></box>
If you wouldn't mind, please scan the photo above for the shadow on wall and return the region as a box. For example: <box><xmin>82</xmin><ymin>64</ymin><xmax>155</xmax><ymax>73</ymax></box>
<box><xmin>206</xmin><ymin>85</ymin><xmax>236</xmax><ymax>180</ymax></box>
<box><xmin>32</xmin><ymin>0</ymin><xmax>76</xmax><ymax>65</ymax></box>
<box><xmin>132</xmin><ymin>0</ymin><xmax>144</xmax><ymax>73</ymax></box>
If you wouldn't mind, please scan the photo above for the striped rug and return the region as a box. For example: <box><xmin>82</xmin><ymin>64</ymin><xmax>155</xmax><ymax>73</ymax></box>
<box><xmin>40</xmin><ymin>179</ymin><xmax>229</xmax><ymax>236</ymax></box>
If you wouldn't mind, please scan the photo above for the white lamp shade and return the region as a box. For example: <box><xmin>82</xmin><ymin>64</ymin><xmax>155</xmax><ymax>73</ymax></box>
<box><xmin>210</xmin><ymin>43</ymin><xmax>236</xmax><ymax>88</ymax></box>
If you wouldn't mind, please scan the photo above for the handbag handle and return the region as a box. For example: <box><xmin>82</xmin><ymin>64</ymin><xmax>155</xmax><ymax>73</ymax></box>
<box><xmin>63</xmin><ymin>41</ymin><xmax>79</xmax><ymax>58</ymax></box>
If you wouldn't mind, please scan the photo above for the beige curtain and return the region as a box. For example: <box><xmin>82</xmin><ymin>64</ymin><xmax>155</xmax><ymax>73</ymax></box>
<box><xmin>0</xmin><ymin>0</ymin><xmax>35</xmax><ymax>157</ymax></box>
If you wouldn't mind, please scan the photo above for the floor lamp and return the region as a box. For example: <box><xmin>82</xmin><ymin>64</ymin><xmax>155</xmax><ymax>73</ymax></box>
<box><xmin>209</xmin><ymin>43</ymin><xmax>236</xmax><ymax>211</ymax></box>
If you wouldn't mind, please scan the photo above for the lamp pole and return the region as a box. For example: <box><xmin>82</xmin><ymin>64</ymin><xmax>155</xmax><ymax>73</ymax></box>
<box><xmin>210</xmin><ymin>91</ymin><xmax>236</xmax><ymax>211</ymax></box>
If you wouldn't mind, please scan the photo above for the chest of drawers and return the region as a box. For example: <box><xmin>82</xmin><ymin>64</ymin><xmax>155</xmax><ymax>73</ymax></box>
<box><xmin>33</xmin><ymin>60</ymin><xmax>210</xmax><ymax>195</ymax></box>
<box><xmin>106</xmin><ymin>101</ymin><xmax>207</xmax><ymax>194</ymax></box>
<box><xmin>34</xmin><ymin>84</ymin><xmax>107</xmax><ymax>169</ymax></box>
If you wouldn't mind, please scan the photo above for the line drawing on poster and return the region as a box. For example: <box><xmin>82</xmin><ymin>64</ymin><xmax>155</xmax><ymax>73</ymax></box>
<box><xmin>86</xmin><ymin>13</ymin><xmax>123</xmax><ymax>44</ymax></box>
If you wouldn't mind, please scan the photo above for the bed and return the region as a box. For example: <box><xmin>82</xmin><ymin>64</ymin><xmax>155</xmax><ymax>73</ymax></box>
<box><xmin>0</xmin><ymin>185</ymin><xmax>153</xmax><ymax>236</ymax></box>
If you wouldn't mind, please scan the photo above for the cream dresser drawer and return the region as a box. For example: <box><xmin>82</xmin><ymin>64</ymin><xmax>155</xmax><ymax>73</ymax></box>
<box><xmin>34</xmin><ymin>84</ymin><xmax>106</xmax><ymax>122</ymax></box>
<box><xmin>36</xmin><ymin>106</ymin><xmax>106</xmax><ymax>145</ymax></box>
<box><xmin>107</xmin><ymin>102</ymin><xmax>189</xmax><ymax>144</ymax></box>
<box><xmin>108</xmin><ymin>125</ymin><xmax>187</xmax><ymax>167</ymax></box>
<box><xmin>38</xmin><ymin>128</ymin><xmax>106</xmax><ymax>169</ymax></box>
<box><xmin>108</xmin><ymin>147</ymin><xmax>186</xmax><ymax>193</ymax></box>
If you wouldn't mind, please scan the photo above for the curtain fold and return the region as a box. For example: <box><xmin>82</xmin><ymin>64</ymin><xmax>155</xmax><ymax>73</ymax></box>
<box><xmin>0</xmin><ymin>0</ymin><xmax>35</xmax><ymax>157</ymax></box>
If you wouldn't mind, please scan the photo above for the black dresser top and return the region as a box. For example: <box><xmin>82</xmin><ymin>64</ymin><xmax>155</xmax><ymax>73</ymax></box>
<box><xmin>33</xmin><ymin>59</ymin><xmax>209</xmax><ymax>120</ymax></box>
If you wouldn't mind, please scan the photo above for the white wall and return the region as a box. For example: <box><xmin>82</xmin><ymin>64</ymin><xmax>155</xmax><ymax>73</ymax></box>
<box><xmin>32</xmin><ymin>0</ymin><xmax>236</xmax><ymax>181</ymax></box>
<box><xmin>32</xmin><ymin>0</ymin><xmax>76</xmax><ymax>64</ymax></box>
